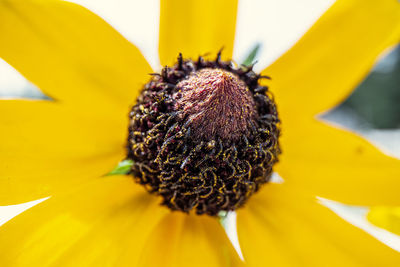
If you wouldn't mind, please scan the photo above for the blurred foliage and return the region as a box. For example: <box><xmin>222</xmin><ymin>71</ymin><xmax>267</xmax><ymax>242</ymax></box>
<box><xmin>340</xmin><ymin>45</ymin><xmax>400</xmax><ymax>129</ymax></box>
<box><xmin>242</xmin><ymin>43</ymin><xmax>261</xmax><ymax>67</ymax></box>
<box><xmin>107</xmin><ymin>159</ymin><xmax>133</xmax><ymax>175</ymax></box>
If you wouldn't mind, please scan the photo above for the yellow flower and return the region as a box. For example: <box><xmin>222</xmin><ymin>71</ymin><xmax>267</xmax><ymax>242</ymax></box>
<box><xmin>0</xmin><ymin>0</ymin><xmax>400</xmax><ymax>266</ymax></box>
<box><xmin>368</xmin><ymin>207</ymin><xmax>400</xmax><ymax>236</ymax></box>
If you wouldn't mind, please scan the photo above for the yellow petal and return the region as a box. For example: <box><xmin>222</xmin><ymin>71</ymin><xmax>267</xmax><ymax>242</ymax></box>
<box><xmin>0</xmin><ymin>0</ymin><xmax>152</xmax><ymax>119</ymax></box>
<box><xmin>368</xmin><ymin>206</ymin><xmax>400</xmax><ymax>236</ymax></box>
<box><xmin>159</xmin><ymin>0</ymin><xmax>238</xmax><ymax>66</ymax></box>
<box><xmin>277</xmin><ymin>117</ymin><xmax>400</xmax><ymax>206</ymax></box>
<box><xmin>238</xmin><ymin>184</ymin><xmax>400</xmax><ymax>266</ymax></box>
<box><xmin>0</xmin><ymin>100</ymin><xmax>125</xmax><ymax>204</ymax></box>
<box><xmin>0</xmin><ymin>175</ymin><xmax>171</xmax><ymax>267</ymax></box>
<box><xmin>264</xmin><ymin>0</ymin><xmax>400</xmax><ymax>117</ymax></box>
<box><xmin>138</xmin><ymin>212</ymin><xmax>243</xmax><ymax>267</ymax></box>
<box><xmin>0</xmin><ymin>175</ymin><xmax>242</xmax><ymax>267</ymax></box>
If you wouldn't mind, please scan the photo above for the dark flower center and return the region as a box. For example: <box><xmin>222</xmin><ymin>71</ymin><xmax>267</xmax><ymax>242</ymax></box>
<box><xmin>127</xmin><ymin>53</ymin><xmax>280</xmax><ymax>216</ymax></box>
<box><xmin>174</xmin><ymin>68</ymin><xmax>256</xmax><ymax>142</ymax></box>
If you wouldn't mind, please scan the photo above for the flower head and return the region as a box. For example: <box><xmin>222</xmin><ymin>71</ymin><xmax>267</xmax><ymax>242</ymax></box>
<box><xmin>0</xmin><ymin>0</ymin><xmax>400</xmax><ymax>266</ymax></box>
<box><xmin>128</xmin><ymin>55</ymin><xmax>280</xmax><ymax>215</ymax></box>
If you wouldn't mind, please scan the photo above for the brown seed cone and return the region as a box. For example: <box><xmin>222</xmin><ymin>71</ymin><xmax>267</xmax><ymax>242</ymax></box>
<box><xmin>127</xmin><ymin>54</ymin><xmax>280</xmax><ymax>216</ymax></box>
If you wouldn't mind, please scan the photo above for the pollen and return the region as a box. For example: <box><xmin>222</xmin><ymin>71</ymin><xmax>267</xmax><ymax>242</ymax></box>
<box><xmin>127</xmin><ymin>53</ymin><xmax>280</xmax><ymax>216</ymax></box>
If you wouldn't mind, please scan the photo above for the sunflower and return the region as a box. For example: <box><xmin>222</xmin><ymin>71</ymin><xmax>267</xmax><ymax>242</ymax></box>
<box><xmin>1</xmin><ymin>0</ymin><xmax>400</xmax><ymax>266</ymax></box>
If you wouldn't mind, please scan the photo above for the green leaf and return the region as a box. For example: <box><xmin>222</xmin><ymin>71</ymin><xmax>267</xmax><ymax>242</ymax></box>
<box><xmin>218</xmin><ymin>210</ymin><xmax>229</xmax><ymax>227</ymax></box>
<box><xmin>242</xmin><ymin>43</ymin><xmax>261</xmax><ymax>67</ymax></box>
<box><xmin>107</xmin><ymin>159</ymin><xmax>134</xmax><ymax>175</ymax></box>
